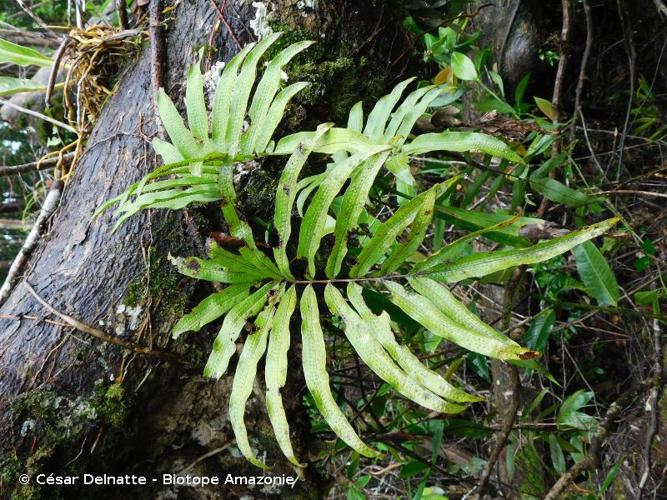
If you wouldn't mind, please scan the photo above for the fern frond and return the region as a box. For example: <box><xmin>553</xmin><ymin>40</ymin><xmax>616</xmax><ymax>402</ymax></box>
<box><xmin>98</xmin><ymin>39</ymin><xmax>622</xmax><ymax>468</ymax></box>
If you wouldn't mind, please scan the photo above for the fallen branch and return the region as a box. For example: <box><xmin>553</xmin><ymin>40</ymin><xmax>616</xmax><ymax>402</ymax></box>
<box><xmin>0</xmin><ymin>181</ymin><xmax>63</xmax><ymax>305</ymax></box>
<box><xmin>25</xmin><ymin>282</ymin><xmax>181</xmax><ymax>362</ymax></box>
<box><xmin>0</xmin><ymin>152</ymin><xmax>74</xmax><ymax>177</ymax></box>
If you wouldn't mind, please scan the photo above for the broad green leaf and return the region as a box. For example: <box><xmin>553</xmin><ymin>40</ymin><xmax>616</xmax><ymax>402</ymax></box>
<box><xmin>242</xmin><ymin>40</ymin><xmax>314</xmax><ymax>154</ymax></box>
<box><xmin>157</xmin><ymin>88</ymin><xmax>201</xmax><ymax>160</ymax></box>
<box><xmin>0</xmin><ymin>38</ymin><xmax>51</xmax><ymax>67</ymax></box>
<box><xmin>326</xmin><ymin>151</ymin><xmax>391</xmax><ymax>278</ymax></box>
<box><xmin>523</xmin><ymin>309</ymin><xmax>556</xmax><ymax>353</ymax></box>
<box><xmin>384</xmin><ymin>281</ymin><xmax>535</xmax><ymax>360</ymax></box>
<box><xmin>558</xmin><ymin>390</ymin><xmax>597</xmax><ymax>431</ymax></box>
<box><xmin>211</xmin><ymin>42</ymin><xmax>255</xmax><ymax>149</ymax></box>
<box><xmin>274</xmin><ymin>123</ymin><xmax>333</xmax><ymax>277</ymax></box>
<box><xmin>572</xmin><ymin>241</ymin><xmax>620</xmax><ymax>306</ymax></box>
<box><xmin>548</xmin><ymin>433</ymin><xmax>566</xmax><ymax>474</ymax></box>
<box><xmin>534</xmin><ymin>96</ymin><xmax>556</xmax><ymax>121</ymax></box>
<box><xmin>204</xmin><ymin>283</ymin><xmax>273</xmax><ymax>379</ymax></box>
<box><xmin>185</xmin><ymin>53</ymin><xmax>209</xmax><ymax>142</ymax></box>
<box><xmin>172</xmin><ymin>285</ymin><xmax>249</xmax><ymax>338</ymax></box>
<box><xmin>451</xmin><ymin>52</ymin><xmax>478</xmax><ymax>81</ymax></box>
<box><xmin>298</xmin><ymin>146</ymin><xmax>389</xmax><ymax>277</ymax></box>
<box><xmin>347</xmin><ymin>284</ymin><xmax>481</xmax><ymax>404</ymax></box>
<box><xmin>403</xmin><ymin>131</ymin><xmax>523</xmax><ymax>164</ymax></box>
<box><xmin>325</xmin><ymin>284</ymin><xmax>465</xmax><ymax>413</ymax></box>
<box><xmin>427</xmin><ymin>218</ymin><xmax>620</xmax><ymax>283</ymax></box>
<box><xmin>0</xmin><ymin>76</ymin><xmax>45</xmax><ymax>96</ymax></box>
<box><xmin>265</xmin><ymin>286</ymin><xmax>303</xmax><ymax>466</ymax></box>
<box><xmin>229</xmin><ymin>303</ymin><xmax>274</xmax><ymax>469</ymax></box>
<box><xmin>530</xmin><ymin>176</ymin><xmax>602</xmax><ymax>207</ymax></box>
<box><xmin>300</xmin><ymin>286</ymin><xmax>379</xmax><ymax>458</ymax></box>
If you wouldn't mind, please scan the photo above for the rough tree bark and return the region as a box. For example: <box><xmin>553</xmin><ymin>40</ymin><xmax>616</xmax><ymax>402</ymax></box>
<box><xmin>0</xmin><ymin>1</ymin><xmax>409</xmax><ymax>498</ymax></box>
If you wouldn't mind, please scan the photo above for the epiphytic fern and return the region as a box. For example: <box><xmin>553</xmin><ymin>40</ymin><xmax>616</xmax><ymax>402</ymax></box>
<box><xmin>99</xmin><ymin>35</ymin><xmax>619</xmax><ymax>467</ymax></box>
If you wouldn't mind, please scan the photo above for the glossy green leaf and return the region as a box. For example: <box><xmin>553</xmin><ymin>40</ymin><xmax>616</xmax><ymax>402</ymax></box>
<box><xmin>0</xmin><ymin>76</ymin><xmax>45</xmax><ymax>96</ymax></box>
<box><xmin>451</xmin><ymin>51</ymin><xmax>478</xmax><ymax>81</ymax></box>
<box><xmin>0</xmin><ymin>38</ymin><xmax>51</xmax><ymax>67</ymax></box>
<box><xmin>573</xmin><ymin>241</ymin><xmax>620</xmax><ymax>306</ymax></box>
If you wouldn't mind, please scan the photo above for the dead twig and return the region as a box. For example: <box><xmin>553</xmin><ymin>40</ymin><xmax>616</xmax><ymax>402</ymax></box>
<box><xmin>0</xmin><ymin>152</ymin><xmax>75</xmax><ymax>177</ymax></box>
<box><xmin>637</xmin><ymin>282</ymin><xmax>664</xmax><ymax>497</ymax></box>
<box><xmin>24</xmin><ymin>282</ymin><xmax>181</xmax><ymax>362</ymax></box>
<box><xmin>569</xmin><ymin>0</ymin><xmax>593</xmax><ymax>142</ymax></box>
<box><xmin>613</xmin><ymin>0</ymin><xmax>636</xmax><ymax>181</ymax></box>
<box><xmin>208</xmin><ymin>0</ymin><xmax>241</xmax><ymax>50</ymax></box>
<box><xmin>537</xmin><ymin>0</ymin><xmax>572</xmax><ymax>218</ymax></box>
<box><xmin>0</xmin><ymin>181</ymin><xmax>63</xmax><ymax>305</ymax></box>
<box><xmin>0</xmin><ymin>98</ymin><xmax>77</xmax><ymax>134</ymax></box>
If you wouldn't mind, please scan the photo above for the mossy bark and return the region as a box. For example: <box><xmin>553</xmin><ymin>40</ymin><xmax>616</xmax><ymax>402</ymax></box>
<box><xmin>0</xmin><ymin>1</ymin><xmax>413</xmax><ymax>498</ymax></box>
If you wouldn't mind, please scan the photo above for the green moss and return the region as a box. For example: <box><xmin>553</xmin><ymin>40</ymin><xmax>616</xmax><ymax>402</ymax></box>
<box><xmin>97</xmin><ymin>384</ymin><xmax>127</xmax><ymax>428</ymax></box>
<box><xmin>122</xmin><ymin>246</ymin><xmax>187</xmax><ymax>321</ymax></box>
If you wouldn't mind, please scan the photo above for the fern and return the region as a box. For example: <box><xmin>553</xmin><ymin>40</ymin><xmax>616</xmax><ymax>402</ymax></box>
<box><xmin>99</xmin><ymin>35</ymin><xmax>619</xmax><ymax>467</ymax></box>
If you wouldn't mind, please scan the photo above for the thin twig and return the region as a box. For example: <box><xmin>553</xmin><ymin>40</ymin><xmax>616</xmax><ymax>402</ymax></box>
<box><xmin>208</xmin><ymin>0</ymin><xmax>241</xmax><ymax>50</ymax></box>
<box><xmin>24</xmin><ymin>282</ymin><xmax>181</xmax><ymax>362</ymax></box>
<box><xmin>614</xmin><ymin>0</ymin><xmax>636</xmax><ymax>181</ymax></box>
<box><xmin>568</xmin><ymin>0</ymin><xmax>593</xmax><ymax>142</ymax></box>
<box><xmin>0</xmin><ymin>98</ymin><xmax>77</xmax><ymax>133</ymax></box>
<box><xmin>537</xmin><ymin>0</ymin><xmax>572</xmax><ymax>218</ymax></box>
<box><xmin>0</xmin><ymin>181</ymin><xmax>63</xmax><ymax>305</ymax></box>
<box><xmin>0</xmin><ymin>152</ymin><xmax>75</xmax><ymax>177</ymax></box>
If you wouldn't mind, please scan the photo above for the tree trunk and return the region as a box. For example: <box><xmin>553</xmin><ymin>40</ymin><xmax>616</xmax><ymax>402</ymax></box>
<box><xmin>0</xmin><ymin>1</ymin><xmax>408</xmax><ymax>498</ymax></box>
